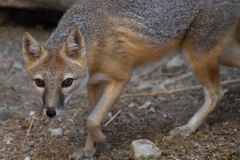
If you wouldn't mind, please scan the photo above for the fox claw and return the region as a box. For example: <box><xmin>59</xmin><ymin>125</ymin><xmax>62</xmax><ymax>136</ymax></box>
<box><xmin>71</xmin><ymin>147</ymin><xmax>96</xmax><ymax>160</ymax></box>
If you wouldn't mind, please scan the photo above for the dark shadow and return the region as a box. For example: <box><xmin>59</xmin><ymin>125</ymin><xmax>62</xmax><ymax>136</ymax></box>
<box><xmin>0</xmin><ymin>7</ymin><xmax>64</xmax><ymax>29</ymax></box>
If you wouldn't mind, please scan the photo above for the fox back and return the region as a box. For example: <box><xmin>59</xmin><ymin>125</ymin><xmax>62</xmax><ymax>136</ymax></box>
<box><xmin>46</xmin><ymin>0</ymin><xmax>239</xmax><ymax>54</ymax></box>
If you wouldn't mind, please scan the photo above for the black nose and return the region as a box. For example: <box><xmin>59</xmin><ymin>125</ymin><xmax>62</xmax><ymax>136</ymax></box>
<box><xmin>46</xmin><ymin>107</ymin><xmax>56</xmax><ymax>118</ymax></box>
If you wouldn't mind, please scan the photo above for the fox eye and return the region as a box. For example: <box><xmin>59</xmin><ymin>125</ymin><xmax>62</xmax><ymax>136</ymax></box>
<box><xmin>35</xmin><ymin>79</ymin><xmax>45</xmax><ymax>87</ymax></box>
<box><xmin>62</xmin><ymin>78</ymin><xmax>73</xmax><ymax>88</ymax></box>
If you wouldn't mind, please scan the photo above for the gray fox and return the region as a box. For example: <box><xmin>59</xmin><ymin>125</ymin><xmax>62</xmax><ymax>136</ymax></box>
<box><xmin>22</xmin><ymin>0</ymin><xmax>240</xmax><ymax>159</ymax></box>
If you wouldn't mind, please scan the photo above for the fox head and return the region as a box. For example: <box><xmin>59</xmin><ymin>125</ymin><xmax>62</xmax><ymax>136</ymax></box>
<box><xmin>22</xmin><ymin>27</ymin><xmax>89</xmax><ymax>118</ymax></box>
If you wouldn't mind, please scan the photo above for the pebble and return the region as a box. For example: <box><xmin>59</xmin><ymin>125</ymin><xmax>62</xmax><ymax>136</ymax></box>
<box><xmin>67</xmin><ymin>129</ymin><xmax>83</xmax><ymax>139</ymax></box>
<box><xmin>24</xmin><ymin>157</ymin><xmax>30</xmax><ymax>160</ymax></box>
<box><xmin>29</xmin><ymin>111</ymin><xmax>35</xmax><ymax>116</ymax></box>
<box><xmin>161</xmin><ymin>150</ymin><xmax>170</xmax><ymax>156</ymax></box>
<box><xmin>149</xmin><ymin>107</ymin><xmax>155</xmax><ymax>113</ymax></box>
<box><xmin>13</xmin><ymin>61</ymin><xmax>24</xmax><ymax>71</ymax></box>
<box><xmin>51</xmin><ymin>128</ymin><xmax>63</xmax><ymax>136</ymax></box>
<box><xmin>128</xmin><ymin>103</ymin><xmax>136</xmax><ymax>108</ymax></box>
<box><xmin>130</xmin><ymin>139</ymin><xmax>162</xmax><ymax>160</ymax></box>
<box><xmin>22</xmin><ymin>145</ymin><xmax>34</xmax><ymax>153</ymax></box>
<box><xmin>0</xmin><ymin>107</ymin><xmax>11</xmax><ymax>121</ymax></box>
<box><xmin>3</xmin><ymin>136</ymin><xmax>13</xmax><ymax>144</ymax></box>
<box><xmin>138</xmin><ymin>102</ymin><xmax>151</xmax><ymax>109</ymax></box>
<box><xmin>162</xmin><ymin>55</ymin><xmax>186</xmax><ymax>76</ymax></box>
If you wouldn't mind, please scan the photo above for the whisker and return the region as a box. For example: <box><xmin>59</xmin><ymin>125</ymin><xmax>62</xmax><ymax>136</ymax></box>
<box><xmin>56</xmin><ymin>111</ymin><xmax>65</xmax><ymax>116</ymax></box>
<box><xmin>33</xmin><ymin>98</ymin><xmax>43</xmax><ymax>108</ymax></box>
<box><xmin>64</xmin><ymin>100</ymin><xmax>71</xmax><ymax>108</ymax></box>
<box><xmin>61</xmin><ymin>95</ymin><xmax>76</xmax><ymax>110</ymax></box>
<box><xmin>31</xmin><ymin>99</ymin><xmax>44</xmax><ymax>116</ymax></box>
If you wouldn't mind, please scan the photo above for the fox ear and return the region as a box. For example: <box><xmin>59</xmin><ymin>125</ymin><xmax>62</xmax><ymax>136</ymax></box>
<box><xmin>22</xmin><ymin>33</ymin><xmax>45</xmax><ymax>63</ymax></box>
<box><xmin>61</xmin><ymin>26</ymin><xmax>86</xmax><ymax>59</ymax></box>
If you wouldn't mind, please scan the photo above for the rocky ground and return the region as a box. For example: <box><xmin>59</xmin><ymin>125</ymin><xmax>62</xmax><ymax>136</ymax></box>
<box><xmin>0</xmin><ymin>12</ymin><xmax>240</xmax><ymax>160</ymax></box>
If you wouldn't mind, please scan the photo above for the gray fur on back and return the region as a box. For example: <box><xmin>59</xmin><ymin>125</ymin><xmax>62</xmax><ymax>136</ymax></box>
<box><xmin>45</xmin><ymin>0</ymin><xmax>240</xmax><ymax>54</ymax></box>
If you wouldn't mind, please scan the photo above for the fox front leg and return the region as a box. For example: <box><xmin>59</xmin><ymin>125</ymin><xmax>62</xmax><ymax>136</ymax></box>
<box><xmin>72</xmin><ymin>79</ymin><xmax>129</xmax><ymax>159</ymax></box>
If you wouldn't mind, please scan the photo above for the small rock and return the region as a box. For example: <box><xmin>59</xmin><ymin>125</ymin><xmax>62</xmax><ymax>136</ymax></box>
<box><xmin>161</xmin><ymin>150</ymin><xmax>170</xmax><ymax>156</ymax></box>
<box><xmin>29</xmin><ymin>111</ymin><xmax>35</xmax><ymax>116</ymax></box>
<box><xmin>128</xmin><ymin>112</ymin><xmax>136</xmax><ymax>119</ymax></box>
<box><xmin>138</xmin><ymin>102</ymin><xmax>151</xmax><ymax>109</ymax></box>
<box><xmin>67</xmin><ymin>129</ymin><xmax>83</xmax><ymax>139</ymax></box>
<box><xmin>3</xmin><ymin>136</ymin><xmax>13</xmax><ymax>144</ymax></box>
<box><xmin>162</xmin><ymin>55</ymin><xmax>186</xmax><ymax>76</ymax></box>
<box><xmin>0</xmin><ymin>107</ymin><xmax>11</xmax><ymax>121</ymax></box>
<box><xmin>13</xmin><ymin>61</ymin><xmax>24</xmax><ymax>71</ymax></box>
<box><xmin>22</xmin><ymin>145</ymin><xmax>34</xmax><ymax>153</ymax></box>
<box><xmin>24</xmin><ymin>157</ymin><xmax>30</xmax><ymax>160</ymax></box>
<box><xmin>130</xmin><ymin>139</ymin><xmax>162</xmax><ymax>160</ymax></box>
<box><xmin>51</xmin><ymin>128</ymin><xmax>63</xmax><ymax>136</ymax></box>
<box><xmin>149</xmin><ymin>107</ymin><xmax>155</xmax><ymax>113</ymax></box>
<box><xmin>128</xmin><ymin>103</ymin><xmax>136</xmax><ymax>108</ymax></box>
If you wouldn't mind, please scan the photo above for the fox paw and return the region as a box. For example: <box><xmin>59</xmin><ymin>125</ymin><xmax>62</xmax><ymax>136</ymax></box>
<box><xmin>169</xmin><ymin>125</ymin><xmax>194</xmax><ymax>137</ymax></box>
<box><xmin>71</xmin><ymin>148</ymin><xmax>96</xmax><ymax>160</ymax></box>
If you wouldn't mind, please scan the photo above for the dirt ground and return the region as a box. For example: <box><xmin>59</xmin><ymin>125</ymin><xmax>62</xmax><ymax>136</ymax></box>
<box><xmin>0</xmin><ymin>23</ymin><xmax>240</xmax><ymax>159</ymax></box>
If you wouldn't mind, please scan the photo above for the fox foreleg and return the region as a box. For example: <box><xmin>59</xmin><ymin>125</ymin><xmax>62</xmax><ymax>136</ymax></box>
<box><xmin>86</xmin><ymin>79</ymin><xmax>128</xmax><ymax>142</ymax></box>
<box><xmin>72</xmin><ymin>79</ymin><xmax>129</xmax><ymax>159</ymax></box>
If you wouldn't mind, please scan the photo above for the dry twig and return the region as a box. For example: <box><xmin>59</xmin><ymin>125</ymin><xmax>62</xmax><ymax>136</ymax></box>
<box><xmin>161</xmin><ymin>72</ymin><xmax>192</xmax><ymax>86</ymax></box>
<box><xmin>126</xmin><ymin>72</ymin><xmax>193</xmax><ymax>91</ymax></box>
<box><xmin>104</xmin><ymin>110</ymin><xmax>122</xmax><ymax>127</ymax></box>
<box><xmin>27</xmin><ymin>116</ymin><xmax>36</xmax><ymax>134</ymax></box>
<box><xmin>123</xmin><ymin>78</ymin><xmax>240</xmax><ymax>98</ymax></box>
